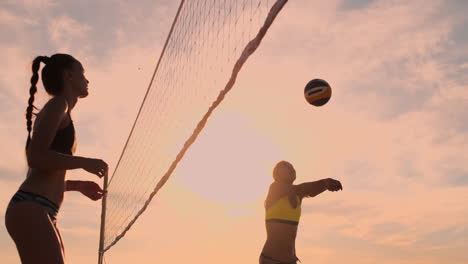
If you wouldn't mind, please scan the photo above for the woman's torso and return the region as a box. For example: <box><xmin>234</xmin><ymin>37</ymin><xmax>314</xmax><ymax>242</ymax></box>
<box><xmin>19</xmin><ymin>112</ymin><xmax>76</xmax><ymax>207</ymax></box>
<box><xmin>19</xmin><ymin>169</ymin><xmax>67</xmax><ymax>208</ymax></box>
<box><xmin>262</xmin><ymin>221</ymin><xmax>298</xmax><ymax>260</ymax></box>
<box><xmin>262</xmin><ymin>183</ymin><xmax>302</xmax><ymax>261</ymax></box>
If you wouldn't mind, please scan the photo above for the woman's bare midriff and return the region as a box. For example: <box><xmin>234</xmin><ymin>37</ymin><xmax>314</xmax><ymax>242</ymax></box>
<box><xmin>19</xmin><ymin>168</ymin><xmax>66</xmax><ymax>207</ymax></box>
<box><xmin>262</xmin><ymin>222</ymin><xmax>298</xmax><ymax>262</ymax></box>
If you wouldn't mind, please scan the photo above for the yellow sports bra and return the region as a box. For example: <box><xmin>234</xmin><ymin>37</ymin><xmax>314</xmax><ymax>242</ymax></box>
<box><xmin>265</xmin><ymin>196</ymin><xmax>301</xmax><ymax>225</ymax></box>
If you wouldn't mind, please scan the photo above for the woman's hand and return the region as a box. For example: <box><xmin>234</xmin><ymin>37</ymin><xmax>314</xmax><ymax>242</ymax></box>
<box><xmin>82</xmin><ymin>158</ymin><xmax>108</xmax><ymax>178</ymax></box>
<box><xmin>76</xmin><ymin>181</ymin><xmax>106</xmax><ymax>201</ymax></box>
<box><xmin>324</xmin><ymin>178</ymin><xmax>343</xmax><ymax>192</ymax></box>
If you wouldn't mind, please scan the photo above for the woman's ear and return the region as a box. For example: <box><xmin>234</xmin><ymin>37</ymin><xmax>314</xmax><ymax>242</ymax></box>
<box><xmin>62</xmin><ymin>69</ymin><xmax>73</xmax><ymax>82</ymax></box>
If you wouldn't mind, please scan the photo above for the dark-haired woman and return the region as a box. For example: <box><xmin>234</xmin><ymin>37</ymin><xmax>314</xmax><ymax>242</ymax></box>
<box><xmin>5</xmin><ymin>54</ymin><xmax>109</xmax><ymax>264</ymax></box>
<box><xmin>260</xmin><ymin>161</ymin><xmax>343</xmax><ymax>264</ymax></box>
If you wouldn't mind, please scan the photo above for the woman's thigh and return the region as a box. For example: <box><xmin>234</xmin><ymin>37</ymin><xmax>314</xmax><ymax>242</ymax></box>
<box><xmin>5</xmin><ymin>201</ymin><xmax>65</xmax><ymax>264</ymax></box>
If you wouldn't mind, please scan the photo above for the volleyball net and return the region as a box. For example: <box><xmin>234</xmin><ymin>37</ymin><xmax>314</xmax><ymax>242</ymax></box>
<box><xmin>98</xmin><ymin>0</ymin><xmax>288</xmax><ymax>261</ymax></box>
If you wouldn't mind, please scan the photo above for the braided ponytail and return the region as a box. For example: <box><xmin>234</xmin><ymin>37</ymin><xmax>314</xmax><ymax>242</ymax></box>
<box><xmin>26</xmin><ymin>56</ymin><xmax>48</xmax><ymax>149</ymax></box>
<box><xmin>25</xmin><ymin>54</ymin><xmax>77</xmax><ymax>150</ymax></box>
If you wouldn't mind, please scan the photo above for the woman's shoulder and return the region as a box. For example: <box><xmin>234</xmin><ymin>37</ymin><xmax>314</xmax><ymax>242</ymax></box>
<box><xmin>34</xmin><ymin>97</ymin><xmax>69</xmax><ymax>127</ymax></box>
<box><xmin>266</xmin><ymin>182</ymin><xmax>299</xmax><ymax>209</ymax></box>
<box><xmin>270</xmin><ymin>182</ymin><xmax>293</xmax><ymax>190</ymax></box>
<box><xmin>36</xmin><ymin>97</ymin><xmax>68</xmax><ymax>117</ymax></box>
<box><xmin>45</xmin><ymin>96</ymin><xmax>68</xmax><ymax>111</ymax></box>
<box><xmin>268</xmin><ymin>182</ymin><xmax>294</xmax><ymax>198</ymax></box>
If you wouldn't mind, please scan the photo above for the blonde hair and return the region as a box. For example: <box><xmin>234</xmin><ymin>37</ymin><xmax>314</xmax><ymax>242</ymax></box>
<box><xmin>272</xmin><ymin>160</ymin><xmax>294</xmax><ymax>183</ymax></box>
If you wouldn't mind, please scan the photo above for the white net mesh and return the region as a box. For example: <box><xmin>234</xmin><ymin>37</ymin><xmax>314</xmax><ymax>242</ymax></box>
<box><xmin>101</xmin><ymin>0</ymin><xmax>288</xmax><ymax>254</ymax></box>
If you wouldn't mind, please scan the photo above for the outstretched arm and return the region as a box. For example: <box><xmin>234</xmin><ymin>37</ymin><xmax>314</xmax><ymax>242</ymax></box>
<box><xmin>66</xmin><ymin>180</ymin><xmax>105</xmax><ymax>201</ymax></box>
<box><xmin>295</xmin><ymin>178</ymin><xmax>342</xmax><ymax>198</ymax></box>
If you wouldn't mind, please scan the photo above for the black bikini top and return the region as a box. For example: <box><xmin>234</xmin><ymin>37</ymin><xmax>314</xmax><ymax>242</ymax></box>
<box><xmin>49</xmin><ymin>113</ymin><xmax>76</xmax><ymax>155</ymax></box>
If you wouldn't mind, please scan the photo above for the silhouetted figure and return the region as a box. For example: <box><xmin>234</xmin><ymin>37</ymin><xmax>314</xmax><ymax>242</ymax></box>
<box><xmin>5</xmin><ymin>54</ymin><xmax>108</xmax><ymax>264</ymax></box>
<box><xmin>260</xmin><ymin>161</ymin><xmax>342</xmax><ymax>264</ymax></box>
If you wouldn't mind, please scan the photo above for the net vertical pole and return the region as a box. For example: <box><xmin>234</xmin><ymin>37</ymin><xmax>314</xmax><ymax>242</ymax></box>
<box><xmin>98</xmin><ymin>173</ymin><xmax>109</xmax><ymax>264</ymax></box>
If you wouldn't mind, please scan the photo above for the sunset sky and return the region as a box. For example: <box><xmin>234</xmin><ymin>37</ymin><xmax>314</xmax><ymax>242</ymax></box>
<box><xmin>1</xmin><ymin>0</ymin><xmax>468</xmax><ymax>263</ymax></box>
